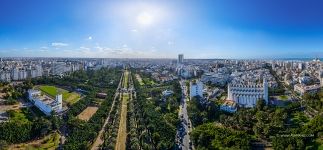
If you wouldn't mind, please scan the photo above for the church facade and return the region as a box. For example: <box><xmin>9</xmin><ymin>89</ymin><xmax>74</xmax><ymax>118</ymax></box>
<box><xmin>227</xmin><ymin>79</ymin><xmax>268</xmax><ymax>108</ymax></box>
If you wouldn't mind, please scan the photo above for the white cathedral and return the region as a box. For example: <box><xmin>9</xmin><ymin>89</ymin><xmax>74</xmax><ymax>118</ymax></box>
<box><xmin>227</xmin><ymin>79</ymin><xmax>268</xmax><ymax>108</ymax></box>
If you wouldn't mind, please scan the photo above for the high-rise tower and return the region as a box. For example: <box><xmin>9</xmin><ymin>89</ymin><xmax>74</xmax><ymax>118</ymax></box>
<box><xmin>178</xmin><ymin>54</ymin><xmax>184</xmax><ymax>64</ymax></box>
<box><xmin>319</xmin><ymin>63</ymin><xmax>323</xmax><ymax>87</ymax></box>
<box><xmin>263</xmin><ymin>78</ymin><xmax>269</xmax><ymax>104</ymax></box>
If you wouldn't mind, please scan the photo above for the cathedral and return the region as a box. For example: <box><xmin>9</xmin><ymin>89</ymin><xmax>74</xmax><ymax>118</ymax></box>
<box><xmin>227</xmin><ymin>79</ymin><xmax>268</xmax><ymax>108</ymax></box>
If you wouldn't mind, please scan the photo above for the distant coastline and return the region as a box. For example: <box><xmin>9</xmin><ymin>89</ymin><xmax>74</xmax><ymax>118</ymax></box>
<box><xmin>275</xmin><ymin>58</ymin><xmax>323</xmax><ymax>61</ymax></box>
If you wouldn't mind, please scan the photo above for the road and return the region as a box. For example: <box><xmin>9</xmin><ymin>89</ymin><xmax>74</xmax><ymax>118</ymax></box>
<box><xmin>91</xmin><ymin>72</ymin><xmax>124</xmax><ymax>150</ymax></box>
<box><xmin>115</xmin><ymin>70</ymin><xmax>131</xmax><ymax>150</ymax></box>
<box><xmin>176</xmin><ymin>79</ymin><xmax>194</xmax><ymax>150</ymax></box>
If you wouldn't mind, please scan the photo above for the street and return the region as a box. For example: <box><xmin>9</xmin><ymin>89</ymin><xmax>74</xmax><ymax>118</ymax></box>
<box><xmin>176</xmin><ymin>79</ymin><xmax>194</xmax><ymax>150</ymax></box>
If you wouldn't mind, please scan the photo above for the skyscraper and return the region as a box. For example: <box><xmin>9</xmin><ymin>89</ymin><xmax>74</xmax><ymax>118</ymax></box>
<box><xmin>319</xmin><ymin>63</ymin><xmax>323</xmax><ymax>87</ymax></box>
<box><xmin>178</xmin><ymin>54</ymin><xmax>184</xmax><ymax>64</ymax></box>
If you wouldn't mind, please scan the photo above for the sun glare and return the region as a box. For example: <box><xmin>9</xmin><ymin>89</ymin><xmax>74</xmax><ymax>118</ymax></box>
<box><xmin>137</xmin><ymin>12</ymin><xmax>153</xmax><ymax>26</ymax></box>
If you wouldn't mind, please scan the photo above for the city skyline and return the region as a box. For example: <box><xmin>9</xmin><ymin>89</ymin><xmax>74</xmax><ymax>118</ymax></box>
<box><xmin>1</xmin><ymin>0</ymin><xmax>323</xmax><ymax>59</ymax></box>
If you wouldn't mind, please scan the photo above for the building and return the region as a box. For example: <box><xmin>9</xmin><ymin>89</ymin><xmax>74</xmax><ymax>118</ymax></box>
<box><xmin>28</xmin><ymin>89</ymin><xmax>63</xmax><ymax>116</ymax></box>
<box><xmin>178</xmin><ymin>54</ymin><xmax>184</xmax><ymax>64</ymax></box>
<box><xmin>11</xmin><ymin>68</ymin><xmax>19</xmax><ymax>81</ymax></box>
<box><xmin>190</xmin><ymin>80</ymin><xmax>204</xmax><ymax>99</ymax></box>
<box><xmin>227</xmin><ymin>79</ymin><xmax>268</xmax><ymax>108</ymax></box>
<box><xmin>52</xmin><ymin>62</ymin><xmax>66</xmax><ymax>75</ymax></box>
<box><xmin>18</xmin><ymin>69</ymin><xmax>27</xmax><ymax>80</ymax></box>
<box><xmin>162</xmin><ymin>90</ymin><xmax>174</xmax><ymax>97</ymax></box>
<box><xmin>319</xmin><ymin>64</ymin><xmax>323</xmax><ymax>87</ymax></box>
<box><xmin>96</xmin><ymin>92</ymin><xmax>107</xmax><ymax>99</ymax></box>
<box><xmin>294</xmin><ymin>84</ymin><xmax>321</xmax><ymax>95</ymax></box>
<box><xmin>220</xmin><ymin>100</ymin><xmax>237</xmax><ymax>113</ymax></box>
<box><xmin>0</xmin><ymin>71</ymin><xmax>11</xmax><ymax>82</ymax></box>
<box><xmin>201</xmin><ymin>72</ymin><xmax>230</xmax><ymax>86</ymax></box>
<box><xmin>298</xmin><ymin>63</ymin><xmax>304</xmax><ymax>70</ymax></box>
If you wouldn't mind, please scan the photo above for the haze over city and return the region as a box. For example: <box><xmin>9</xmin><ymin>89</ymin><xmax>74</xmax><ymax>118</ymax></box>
<box><xmin>1</xmin><ymin>0</ymin><xmax>323</xmax><ymax>59</ymax></box>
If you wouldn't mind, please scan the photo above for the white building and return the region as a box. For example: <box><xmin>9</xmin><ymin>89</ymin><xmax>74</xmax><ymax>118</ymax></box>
<box><xmin>227</xmin><ymin>79</ymin><xmax>268</xmax><ymax>108</ymax></box>
<box><xmin>162</xmin><ymin>90</ymin><xmax>174</xmax><ymax>97</ymax></box>
<box><xmin>11</xmin><ymin>68</ymin><xmax>19</xmax><ymax>81</ymax></box>
<box><xmin>0</xmin><ymin>71</ymin><xmax>11</xmax><ymax>82</ymax></box>
<box><xmin>319</xmin><ymin>64</ymin><xmax>323</xmax><ymax>87</ymax></box>
<box><xmin>36</xmin><ymin>65</ymin><xmax>43</xmax><ymax>77</ymax></box>
<box><xmin>294</xmin><ymin>84</ymin><xmax>320</xmax><ymax>96</ymax></box>
<box><xmin>18</xmin><ymin>69</ymin><xmax>27</xmax><ymax>80</ymax></box>
<box><xmin>220</xmin><ymin>100</ymin><xmax>237</xmax><ymax>113</ymax></box>
<box><xmin>28</xmin><ymin>89</ymin><xmax>63</xmax><ymax>116</ymax></box>
<box><xmin>201</xmin><ymin>72</ymin><xmax>230</xmax><ymax>86</ymax></box>
<box><xmin>190</xmin><ymin>80</ymin><xmax>204</xmax><ymax>99</ymax></box>
<box><xmin>52</xmin><ymin>62</ymin><xmax>66</xmax><ymax>75</ymax></box>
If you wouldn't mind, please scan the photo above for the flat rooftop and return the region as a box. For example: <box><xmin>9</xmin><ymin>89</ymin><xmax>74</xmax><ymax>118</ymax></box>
<box><xmin>31</xmin><ymin>93</ymin><xmax>57</xmax><ymax>106</ymax></box>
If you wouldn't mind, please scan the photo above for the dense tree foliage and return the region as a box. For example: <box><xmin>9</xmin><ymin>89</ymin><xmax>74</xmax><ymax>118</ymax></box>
<box><xmin>271</xmin><ymin>114</ymin><xmax>323</xmax><ymax>149</ymax></box>
<box><xmin>0</xmin><ymin>67</ymin><xmax>122</xmax><ymax>148</ymax></box>
<box><xmin>63</xmin><ymin>97</ymin><xmax>116</xmax><ymax>149</ymax></box>
<box><xmin>124</xmin><ymin>69</ymin><xmax>180</xmax><ymax>149</ymax></box>
<box><xmin>303</xmin><ymin>90</ymin><xmax>323</xmax><ymax>112</ymax></box>
<box><xmin>32</xmin><ymin>67</ymin><xmax>122</xmax><ymax>92</ymax></box>
<box><xmin>0</xmin><ymin>80</ymin><xmax>33</xmax><ymax>104</ymax></box>
<box><xmin>191</xmin><ymin>123</ymin><xmax>252</xmax><ymax>150</ymax></box>
<box><xmin>63</xmin><ymin>68</ymin><xmax>122</xmax><ymax>149</ymax></box>
<box><xmin>0</xmin><ymin>108</ymin><xmax>53</xmax><ymax>144</ymax></box>
<box><xmin>217</xmin><ymin>100</ymin><xmax>323</xmax><ymax>149</ymax></box>
<box><xmin>187</xmin><ymin>96</ymin><xmax>220</xmax><ymax>126</ymax></box>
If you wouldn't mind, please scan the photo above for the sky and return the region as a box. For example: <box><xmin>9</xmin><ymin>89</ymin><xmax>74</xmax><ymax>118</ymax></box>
<box><xmin>1</xmin><ymin>0</ymin><xmax>323</xmax><ymax>59</ymax></box>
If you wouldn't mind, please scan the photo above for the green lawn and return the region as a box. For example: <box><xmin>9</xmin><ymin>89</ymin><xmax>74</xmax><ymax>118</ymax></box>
<box><xmin>38</xmin><ymin>85</ymin><xmax>81</xmax><ymax>105</ymax></box>
<box><xmin>278</xmin><ymin>95</ymin><xmax>289</xmax><ymax>101</ymax></box>
<box><xmin>38</xmin><ymin>86</ymin><xmax>66</xmax><ymax>97</ymax></box>
<box><xmin>142</xmin><ymin>77</ymin><xmax>156</xmax><ymax>86</ymax></box>
<box><xmin>135</xmin><ymin>74</ymin><xmax>144</xmax><ymax>86</ymax></box>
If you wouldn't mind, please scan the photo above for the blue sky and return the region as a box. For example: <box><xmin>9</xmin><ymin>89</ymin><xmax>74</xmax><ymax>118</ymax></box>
<box><xmin>1</xmin><ymin>0</ymin><xmax>323</xmax><ymax>59</ymax></box>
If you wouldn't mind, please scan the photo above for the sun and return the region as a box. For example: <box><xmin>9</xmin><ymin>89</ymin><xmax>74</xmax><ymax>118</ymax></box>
<box><xmin>137</xmin><ymin>12</ymin><xmax>154</xmax><ymax>26</ymax></box>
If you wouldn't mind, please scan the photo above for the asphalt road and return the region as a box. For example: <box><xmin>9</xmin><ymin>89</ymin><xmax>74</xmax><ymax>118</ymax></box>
<box><xmin>176</xmin><ymin>80</ymin><xmax>194</xmax><ymax>150</ymax></box>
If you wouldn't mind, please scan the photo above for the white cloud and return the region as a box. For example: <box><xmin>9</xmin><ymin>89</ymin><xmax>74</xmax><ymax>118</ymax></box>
<box><xmin>167</xmin><ymin>41</ymin><xmax>174</xmax><ymax>45</ymax></box>
<box><xmin>39</xmin><ymin>46</ymin><xmax>49</xmax><ymax>52</ymax></box>
<box><xmin>88</xmin><ymin>36</ymin><xmax>92</xmax><ymax>40</ymax></box>
<box><xmin>80</xmin><ymin>46</ymin><xmax>90</xmax><ymax>51</ymax></box>
<box><xmin>131</xmin><ymin>29</ymin><xmax>138</xmax><ymax>32</ymax></box>
<box><xmin>60</xmin><ymin>44</ymin><xmax>164</xmax><ymax>58</ymax></box>
<box><xmin>51</xmin><ymin>42</ymin><xmax>69</xmax><ymax>47</ymax></box>
<box><xmin>40</xmin><ymin>46</ymin><xmax>48</xmax><ymax>49</ymax></box>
